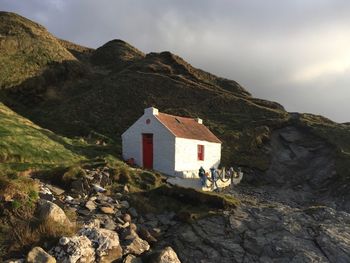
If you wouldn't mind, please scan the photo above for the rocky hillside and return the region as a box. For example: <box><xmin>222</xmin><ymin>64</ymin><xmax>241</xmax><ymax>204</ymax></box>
<box><xmin>1</xmin><ymin>12</ymin><xmax>349</xmax><ymax>180</ymax></box>
<box><xmin>0</xmin><ymin>11</ymin><xmax>350</xmax><ymax>262</ymax></box>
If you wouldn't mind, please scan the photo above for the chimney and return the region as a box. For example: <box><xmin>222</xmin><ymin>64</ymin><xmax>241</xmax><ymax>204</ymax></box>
<box><xmin>196</xmin><ymin>118</ymin><xmax>203</xmax><ymax>124</ymax></box>
<box><xmin>144</xmin><ymin>107</ymin><xmax>159</xmax><ymax>116</ymax></box>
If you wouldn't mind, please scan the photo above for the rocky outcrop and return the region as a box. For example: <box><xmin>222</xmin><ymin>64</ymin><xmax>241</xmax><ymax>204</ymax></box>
<box><xmin>157</xmin><ymin>187</ymin><xmax>350</xmax><ymax>263</ymax></box>
<box><xmin>264</xmin><ymin>126</ymin><xmax>336</xmax><ymax>189</ymax></box>
<box><xmin>27</xmin><ymin>247</ymin><xmax>56</xmax><ymax>263</ymax></box>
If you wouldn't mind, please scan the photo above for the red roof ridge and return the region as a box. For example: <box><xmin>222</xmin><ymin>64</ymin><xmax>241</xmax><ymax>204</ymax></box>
<box><xmin>155</xmin><ymin>111</ymin><xmax>221</xmax><ymax>143</ymax></box>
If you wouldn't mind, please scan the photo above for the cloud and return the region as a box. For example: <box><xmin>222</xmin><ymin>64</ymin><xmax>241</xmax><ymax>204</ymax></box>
<box><xmin>2</xmin><ymin>0</ymin><xmax>350</xmax><ymax>122</ymax></box>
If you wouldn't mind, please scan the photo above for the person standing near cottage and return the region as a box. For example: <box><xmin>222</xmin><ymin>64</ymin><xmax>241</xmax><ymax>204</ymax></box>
<box><xmin>210</xmin><ymin>167</ymin><xmax>219</xmax><ymax>189</ymax></box>
<box><xmin>198</xmin><ymin>166</ymin><xmax>206</xmax><ymax>187</ymax></box>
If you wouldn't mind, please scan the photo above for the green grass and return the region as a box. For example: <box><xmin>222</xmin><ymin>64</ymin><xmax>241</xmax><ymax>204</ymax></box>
<box><xmin>107</xmin><ymin>163</ymin><xmax>239</xmax><ymax>221</ymax></box>
<box><xmin>0</xmin><ymin>102</ymin><xmax>83</xmax><ymax>171</ymax></box>
<box><xmin>0</xmin><ymin>12</ymin><xmax>76</xmax><ymax>89</ymax></box>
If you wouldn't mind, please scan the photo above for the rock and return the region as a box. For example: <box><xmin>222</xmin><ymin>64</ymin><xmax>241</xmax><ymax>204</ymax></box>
<box><xmin>124</xmin><ymin>185</ymin><xmax>129</xmax><ymax>193</ymax></box>
<box><xmin>71</xmin><ymin>179</ymin><xmax>85</xmax><ymax>192</ymax></box>
<box><xmin>157</xmin><ymin>213</ymin><xmax>175</xmax><ymax>226</ymax></box>
<box><xmin>27</xmin><ymin>247</ymin><xmax>56</xmax><ymax>263</ymax></box>
<box><xmin>100</xmin><ymin>206</ymin><xmax>115</xmax><ymax>214</ymax></box>
<box><xmin>130</xmin><ymin>223</ymin><xmax>138</xmax><ymax>231</ymax></box>
<box><xmin>4</xmin><ymin>259</ymin><xmax>24</xmax><ymax>263</ymax></box>
<box><xmin>77</xmin><ymin>208</ymin><xmax>91</xmax><ymax>216</ymax></box>
<box><xmin>101</xmin><ymin>216</ymin><xmax>117</xmax><ymax>231</ymax></box>
<box><xmin>138</xmin><ymin>226</ymin><xmax>157</xmax><ymax>243</ymax></box>
<box><xmin>145</xmin><ymin>220</ymin><xmax>158</xmax><ymax>228</ymax></box>
<box><xmin>97</xmin><ymin>193</ymin><xmax>109</xmax><ymax>202</ymax></box>
<box><xmin>122</xmin><ymin>229</ymin><xmax>150</xmax><ymax>255</ymax></box>
<box><xmin>39</xmin><ymin>186</ymin><xmax>52</xmax><ymax>196</ymax></box>
<box><xmin>85</xmin><ymin>200</ymin><xmax>97</xmax><ymax>211</ymax></box>
<box><xmin>123</xmin><ymin>254</ymin><xmax>143</xmax><ymax>263</ymax></box>
<box><xmin>120</xmin><ymin>200</ymin><xmax>130</xmax><ymax>209</ymax></box>
<box><xmin>129</xmin><ymin>207</ymin><xmax>138</xmax><ymax>218</ymax></box>
<box><xmin>115</xmin><ymin>193</ymin><xmax>123</xmax><ymax>199</ymax></box>
<box><xmin>46</xmin><ymin>184</ymin><xmax>65</xmax><ymax>195</ymax></box>
<box><xmin>118</xmin><ymin>221</ymin><xmax>130</xmax><ymax>229</ymax></box>
<box><xmin>39</xmin><ymin>186</ymin><xmax>55</xmax><ymax>201</ymax></box>
<box><xmin>151</xmin><ymin>247</ymin><xmax>181</xmax><ymax>263</ymax></box>
<box><xmin>123</xmin><ymin>213</ymin><xmax>132</xmax><ymax>223</ymax></box>
<box><xmin>90</xmin><ymin>196</ymin><xmax>97</xmax><ymax>201</ymax></box>
<box><xmin>37</xmin><ymin>200</ymin><xmax>72</xmax><ymax>226</ymax></box>
<box><xmin>50</xmin><ymin>235</ymin><xmax>95</xmax><ymax>263</ymax></box>
<box><xmin>80</xmin><ymin>226</ymin><xmax>122</xmax><ymax>262</ymax></box>
<box><xmin>151</xmin><ymin>227</ymin><xmax>162</xmax><ymax>237</ymax></box>
<box><xmin>65</xmin><ymin>196</ymin><xmax>80</xmax><ymax>205</ymax></box>
<box><xmin>116</xmin><ymin>217</ymin><xmax>125</xmax><ymax>224</ymax></box>
<box><xmin>59</xmin><ymin>237</ymin><xmax>70</xmax><ymax>246</ymax></box>
<box><xmin>93</xmin><ymin>184</ymin><xmax>107</xmax><ymax>193</ymax></box>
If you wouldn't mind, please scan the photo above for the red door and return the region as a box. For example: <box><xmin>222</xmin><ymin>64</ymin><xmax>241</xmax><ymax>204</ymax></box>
<box><xmin>142</xmin><ymin>134</ymin><xmax>153</xmax><ymax>169</ymax></box>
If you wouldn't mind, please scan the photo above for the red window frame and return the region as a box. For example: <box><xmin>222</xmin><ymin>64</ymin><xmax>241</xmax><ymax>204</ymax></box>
<box><xmin>198</xmin><ymin>145</ymin><xmax>204</xmax><ymax>161</ymax></box>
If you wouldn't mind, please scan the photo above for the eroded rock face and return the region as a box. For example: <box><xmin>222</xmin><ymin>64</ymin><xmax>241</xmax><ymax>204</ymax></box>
<box><xmin>158</xmin><ymin>197</ymin><xmax>350</xmax><ymax>263</ymax></box>
<box><xmin>264</xmin><ymin>126</ymin><xmax>336</xmax><ymax>195</ymax></box>
<box><xmin>27</xmin><ymin>247</ymin><xmax>56</xmax><ymax>263</ymax></box>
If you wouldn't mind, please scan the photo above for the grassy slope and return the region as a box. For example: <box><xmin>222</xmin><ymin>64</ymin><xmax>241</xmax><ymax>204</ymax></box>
<box><xmin>0</xmin><ymin>102</ymin><xmax>83</xmax><ymax>172</ymax></box>
<box><xmin>0</xmin><ymin>11</ymin><xmax>76</xmax><ymax>89</ymax></box>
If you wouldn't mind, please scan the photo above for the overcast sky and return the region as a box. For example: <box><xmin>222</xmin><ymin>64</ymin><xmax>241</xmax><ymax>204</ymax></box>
<box><xmin>2</xmin><ymin>0</ymin><xmax>350</xmax><ymax>122</ymax></box>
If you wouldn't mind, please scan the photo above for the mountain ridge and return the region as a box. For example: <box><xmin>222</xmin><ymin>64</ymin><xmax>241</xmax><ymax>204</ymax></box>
<box><xmin>1</xmin><ymin>11</ymin><xmax>350</xmax><ymax>262</ymax></box>
<box><xmin>0</xmin><ymin>11</ymin><xmax>349</xmax><ymax>181</ymax></box>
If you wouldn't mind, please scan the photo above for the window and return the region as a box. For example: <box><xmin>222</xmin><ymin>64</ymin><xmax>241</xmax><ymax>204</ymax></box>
<box><xmin>198</xmin><ymin>145</ymin><xmax>204</xmax><ymax>161</ymax></box>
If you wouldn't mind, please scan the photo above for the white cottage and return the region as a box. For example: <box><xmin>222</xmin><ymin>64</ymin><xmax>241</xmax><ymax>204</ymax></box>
<box><xmin>121</xmin><ymin>107</ymin><xmax>222</xmax><ymax>177</ymax></box>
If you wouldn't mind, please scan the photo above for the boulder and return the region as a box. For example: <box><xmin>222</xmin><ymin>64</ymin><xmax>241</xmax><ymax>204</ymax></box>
<box><xmin>121</xmin><ymin>229</ymin><xmax>150</xmax><ymax>255</ymax></box>
<box><xmin>50</xmin><ymin>235</ymin><xmax>95</xmax><ymax>263</ymax></box>
<box><xmin>27</xmin><ymin>247</ymin><xmax>56</xmax><ymax>263</ymax></box>
<box><xmin>37</xmin><ymin>200</ymin><xmax>72</xmax><ymax>226</ymax></box>
<box><xmin>151</xmin><ymin>247</ymin><xmax>181</xmax><ymax>263</ymax></box>
<box><xmin>80</xmin><ymin>226</ymin><xmax>123</xmax><ymax>262</ymax></box>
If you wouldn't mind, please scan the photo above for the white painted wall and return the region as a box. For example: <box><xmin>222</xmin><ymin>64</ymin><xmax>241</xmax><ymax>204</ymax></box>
<box><xmin>122</xmin><ymin>108</ymin><xmax>176</xmax><ymax>175</ymax></box>
<box><xmin>174</xmin><ymin>137</ymin><xmax>221</xmax><ymax>178</ymax></box>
